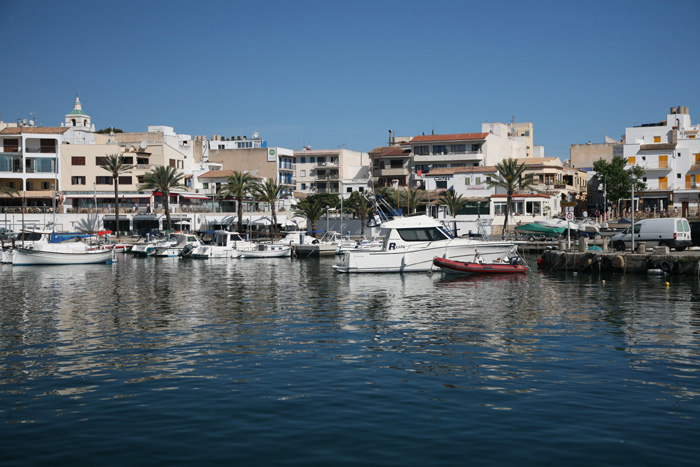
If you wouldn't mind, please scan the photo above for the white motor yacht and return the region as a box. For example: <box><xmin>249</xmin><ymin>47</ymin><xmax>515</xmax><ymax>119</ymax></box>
<box><xmin>190</xmin><ymin>231</ymin><xmax>256</xmax><ymax>259</ymax></box>
<box><xmin>333</xmin><ymin>215</ymin><xmax>517</xmax><ymax>273</ymax></box>
<box><xmin>153</xmin><ymin>233</ymin><xmax>202</xmax><ymax>257</ymax></box>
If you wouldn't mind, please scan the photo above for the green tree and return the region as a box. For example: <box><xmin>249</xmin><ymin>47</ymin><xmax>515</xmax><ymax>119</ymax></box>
<box><xmin>294</xmin><ymin>198</ymin><xmax>325</xmax><ymax>235</ymax></box>
<box><xmin>218</xmin><ymin>171</ymin><xmax>255</xmax><ymax>234</ymax></box>
<box><xmin>593</xmin><ymin>156</ymin><xmax>646</xmax><ymax>216</ymax></box>
<box><xmin>0</xmin><ymin>186</ymin><xmax>19</xmax><ymax>197</ymax></box>
<box><xmin>487</xmin><ymin>158</ymin><xmax>537</xmax><ymax>237</ymax></box>
<box><xmin>397</xmin><ymin>187</ymin><xmax>426</xmax><ymax>215</ymax></box>
<box><xmin>141</xmin><ymin>166</ymin><xmax>187</xmax><ymax>231</ymax></box>
<box><xmin>345</xmin><ymin>192</ymin><xmax>373</xmax><ymax>235</ymax></box>
<box><xmin>306</xmin><ymin>193</ymin><xmax>341</xmax><ymax>211</ymax></box>
<box><xmin>99</xmin><ymin>153</ymin><xmax>134</xmax><ymax>241</ymax></box>
<box><xmin>252</xmin><ymin>178</ymin><xmax>284</xmax><ymax>236</ymax></box>
<box><xmin>95</xmin><ymin>127</ymin><xmax>124</xmax><ymax>134</ymax></box>
<box><xmin>439</xmin><ymin>190</ymin><xmax>467</xmax><ymax>235</ymax></box>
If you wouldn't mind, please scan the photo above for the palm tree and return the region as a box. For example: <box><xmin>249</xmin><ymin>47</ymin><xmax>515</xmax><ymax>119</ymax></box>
<box><xmin>141</xmin><ymin>166</ymin><xmax>187</xmax><ymax>231</ymax></box>
<box><xmin>439</xmin><ymin>190</ymin><xmax>467</xmax><ymax>236</ymax></box>
<box><xmin>252</xmin><ymin>178</ymin><xmax>284</xmax><ymax>237</ymax></box>
<box><xmin>99</xmin><ymin>153</ymin><xmax>134</xmax><ymax>241</ymax></box>
<box><xmin>487</xmin><ymin>158</ymin><xmax>537</xmax><ymax>238</ymax></box>
<box><xmin>218</xmin><ymin>171</ymin><xmax>255</xmax><ymax>234</ymax></box>
<box><xmin>294</xmin><ymin>198</ymin><xmax>324</xmax><ymax>236</ymax></box>
<box><xmin>0</xmin><ymin>186</ymin><xmax>19</xmax><ymax>197</ymax></box>
<box><xmin>345</xmin><ymin>192</ymin><xmax>373</xmax><ymax>235</ymax></box>
<box><xmin>397</xmin><ymin>187</ymin><xmax>426</xmax><ymax>215</ymax></box>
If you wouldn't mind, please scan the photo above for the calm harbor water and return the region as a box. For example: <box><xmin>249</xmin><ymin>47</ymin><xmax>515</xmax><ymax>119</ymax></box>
<box><xmin>1</xmin><ymin>254</ymin><xmax>699</xmax><ymax>465</ymax></box>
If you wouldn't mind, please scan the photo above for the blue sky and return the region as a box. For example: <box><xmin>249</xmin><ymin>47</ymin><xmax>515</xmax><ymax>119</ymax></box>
<box><xmin>2</xmin><ymin>0</ymin><xmax>699</xmax><ymax>158</ymax></box>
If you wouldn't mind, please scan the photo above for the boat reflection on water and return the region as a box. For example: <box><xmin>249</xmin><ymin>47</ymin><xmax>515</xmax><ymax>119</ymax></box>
<box><xmin>435</xmin><ymin>272</ymin><xmax>528</xmax><ymax>287</ymax></box>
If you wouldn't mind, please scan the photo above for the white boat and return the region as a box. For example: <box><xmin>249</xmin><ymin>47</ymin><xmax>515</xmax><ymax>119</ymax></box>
<box><xmin>335</xmin><ymin>236</ymin><xmax>383</xmax><ymax>255</ymax></box>
<box><xmin>153</xmin><ymin>233</ymin><xmax>202</xmax><ymax>257</ymax></box>
<box><xmin>273</xmin><ymin>230</ymin><xmax>316</xmax><ymax>246</ymax></box>
<box><xmin>333</xmin><ymin>215</ymin><xmax>518</xmax><ymax>273</ymax></box>
<box><xmin>12</xmin><ymin>246</ymin><xmax>115</xmax><ymax>266</ymax></box>
<box><xmin>238</xmin><ymin>244</ymin><xmax>292</xmax><ymax>258</ymax></box>
<box><xmin>190</xmin><ymin>231</ymin><xmax>256</xmax><ymax>259</ymax></box>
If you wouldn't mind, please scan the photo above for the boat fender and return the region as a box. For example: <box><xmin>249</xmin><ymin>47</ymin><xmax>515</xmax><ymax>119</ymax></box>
<box><xmin>537</xmin><ymin>257</ymin><xmax>545</xmax><ymax>269</ymax></box>
<box><xmin>660</xmin><ymin>261</ymin><xmax>671</xmax><ymax>273</ymax></box>
<box><xmin>645</xmin><ymin>258</ymin><xmax>657</xmax><ymax>270</ymax></box>
<box><xmin>670</xmin><ymin>261</ymin><xmax>681</xmax><ymax>275</ymax></box>
<box><xmin>611</xmin><ymin>255</ymin><xmax>625</xmax><ymax>269</ymax></box>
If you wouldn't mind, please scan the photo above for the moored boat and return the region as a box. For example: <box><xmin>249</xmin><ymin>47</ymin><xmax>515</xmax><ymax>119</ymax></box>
<box><xmin>238</xmin><ymin>244</ymin><xmax>291</xmax><ymax>258</ymax></box>
<box><xmin>433</xmin><ymin>256</ymin><xmax>528</xmax><ymax>275</ymax></box>
<box><xmin>12</xmin><ymin>247</ymin><xmax>116</xmax><ymax>266</ymax></box>
<box><xmin>333</xmin><ymin>215</ymin><xmax>517</xmax><ymax>273</ymax></box>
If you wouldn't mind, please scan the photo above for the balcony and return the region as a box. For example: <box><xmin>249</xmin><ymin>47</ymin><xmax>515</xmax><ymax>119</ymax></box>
<box><xmin>413</xmin><ymin>151</ymin><xmax>483</xmax><ymax>164</ymax></box>
<box><xmin>372</xmin><ymin>167</ymin><xmax>408</xmax><ymax>177</ymax></box>
<box><xmin>632</xmin><ymin>162</ymin><xmax>672</xmax><ymax>171</ymax></box>
<box><xmin>317</xmin><ymin>160</ymin><xmax>339</xmax><ymax>168</ymax></box>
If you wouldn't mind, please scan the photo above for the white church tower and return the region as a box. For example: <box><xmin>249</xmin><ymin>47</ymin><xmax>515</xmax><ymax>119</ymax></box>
<box><xmin>62</xmin><ymin>96</ymin><xmax>96</xmax><ymax>144</ymax></box>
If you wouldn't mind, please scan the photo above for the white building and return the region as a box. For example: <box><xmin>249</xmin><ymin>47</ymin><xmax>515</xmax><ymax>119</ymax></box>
<box><xmin>294</xmin><ymin>149</ymin><xmax>370</xmax><ymax>199</ymax></box>
<box><xmin>624</xmin><ymin>106</ymin><xmax>700</xmax><ymax>213</ymax></box>
<box><xmin>62</xmin><ymin>96</ymin><xmax>96</xmax><ymax>145</ymax></box>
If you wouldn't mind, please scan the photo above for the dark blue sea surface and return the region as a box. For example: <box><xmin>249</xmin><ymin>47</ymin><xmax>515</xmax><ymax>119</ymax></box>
<box><xmin>1</xmin><ymin>255</ymin><xmax>699</xmax><ymax>465</ymax></box>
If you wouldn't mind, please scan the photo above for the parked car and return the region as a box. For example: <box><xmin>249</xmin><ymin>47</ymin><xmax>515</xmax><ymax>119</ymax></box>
<box><xmin>690</xmin><ymin>221</ymin><xmax>700</xmax><ymax>247</ymax></box>
<box><xmin>611</xmin><ymin>218</ymin><xmax>692</xmax><ymax>251</ymax></box>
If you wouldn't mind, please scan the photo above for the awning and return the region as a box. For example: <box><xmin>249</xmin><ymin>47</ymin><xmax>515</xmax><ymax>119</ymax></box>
<box><xmin>1</xmin><ymin>191</ymin><xmax>58</xmax><ymax>199</ymax></box>
<box><xmin>179</xmin><ymin>194</ymin><xmax>209</xmax><ymax>200</ymax></box>
<box><xmin>64</xmin><ymin>193</ymin><xmax>152</xmax><ymax>199</ymax></box>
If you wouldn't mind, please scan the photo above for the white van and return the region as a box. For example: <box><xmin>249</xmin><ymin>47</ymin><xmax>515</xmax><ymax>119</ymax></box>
<box><xmin>612</xmin><ymin>218</ymin><xmax>692</xmax><ymax>251</ymax></box>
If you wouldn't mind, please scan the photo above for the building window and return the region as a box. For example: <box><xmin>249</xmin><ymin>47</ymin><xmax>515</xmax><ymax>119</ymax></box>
<box><xmin>300</xmin><ymin>157</ymin><xmax>306</xmax><ymax>163</ymax></box>
<box><xmin>123</xmin><ymin>157</ymin><xmax>134</xmax><ymax>164</ymax></box>
<box><xmin>301</xmin><ymin>183</ymin><xmax>306</xmax><ymax>190</ymax></box>
<box><xmin>310</xmin><ymin>157</ymin><xmax>315</xmax><ymax>163</ymax></box>
<box><xmin>390</xmin><ymin>159</ymin><xmax>403</xmax><ymax>168</ymax></box>
<box><xmin>359</xmin><ymin>187</ymin><xmax>364</xmax><ymax>192</ymax></box>
<box><xmin>628</xmin><ymin>156</ymin><xmax>636</xmax><ymax>165</ymax></box>
<box><xmin>471</xmin><ymin>144</ymin><xmax>481</xmax><ymax>152</ymax></box>
<box><xmin>677</xmin><ymin>173</ymin><xmax>682</xmax><ymax>178</ymax></box>
<box><xmin>137</xmin><ymin>157</ymin><xmax>149</xmax><ymax>164</ymax></box>
<box><xmin>4</xmin><ymin>138</ymin><xmax>20</xmax><ymax>152</ymax></box>
<box><xmin>218</xmin><ymin>144</ymin><xmax>225</xmax><ymax>149</ymax></box>
<box><xmin>432</xmin><ymin>145</ymin><xmax>447</xmax><ymax>155</ymax></box>
<box><xmin>451</xmin><ymin>144</ymin><xmax>466</xmax><ymax>153</ymax></box>
<box><xmin>300</xmin><ymin>170</ymin><xmax>306</xmax><ymax>177</ymax></box>
<box><xmin>118</xmin><ymin>176</ymin><xmax>132</xmax><ymax>184</ymax></box>
<box><xmin>436</xmin><ymin>180</ymin><xmax>448</xmax><ymax>189</ymax></box>
<box><xmin>72</xmin><ymin>156</ymin><xmax>86</xmax><ymax>166</ymax></box>
<box><xmin>654</xmin><ymin>136</ymin><xmax>661</xmax><ymax>143</ymax></box>
<box><xmin>96</xmin><ymin>176</ymin><xmax>111</xmax><ymax>185</ymax></box>
<box><xmin>414</xmin><ymin>146</ymin><xmax>429</xmax><ymax>155</ymax></box>
<box><xmin>203</xmin><ymin>183</ymin><xmax>209</xmax><ymax>189</ymax></box>
<box><xmin>347</xmin><ymin>187</ymin><xmax>353</xmax><ymax>193</ymax></box>
<box><xmin>72</xmin><ymin>176</ymin><xmax>86</xmax><ymax>185</ymax></box>
<box><xmin>96</xmin><ymin>156</ymin><xmax>109</xmax><ymax>166</ymax></box>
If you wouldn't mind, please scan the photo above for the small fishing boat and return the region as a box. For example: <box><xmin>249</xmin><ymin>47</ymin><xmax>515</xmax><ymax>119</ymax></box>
<box><xmin>12</xmin><ymin>247</ymin><xmax>116</xmax><ymax>266</ymax></box>
<box><xmin>238</xmin><ymin>244</ymin><xmax>291</xmax><ymax>258</ymax></box>
<box><xmin>432</xmin><ymin>256</ymin><xmax>528</xmax><ymax>275</ymax></box>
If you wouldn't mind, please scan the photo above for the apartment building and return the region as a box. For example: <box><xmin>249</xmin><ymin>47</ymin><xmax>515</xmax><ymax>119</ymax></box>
<box><xmin>294</xmin><ymin>149</ymin><xmax>369</xmax><ymax>199</ymax></box>
<box><xmin>624</xmin><ymin>106</ymin><xmax>700</xmax><ymax>212</ymax></box>
<box><xmin>0</xmin><ymin>126</ymin><xmax>66</xmax><ymax>210</ymax></box>
<box><xmin>61</xmin><ymin>125</ymin><xmax>194</xmax><ymax>212</ymax></box>
<box><xmin>372</xmin><ymin>121</ymin><xmax>543</xmax><ymax>190</ymax></box>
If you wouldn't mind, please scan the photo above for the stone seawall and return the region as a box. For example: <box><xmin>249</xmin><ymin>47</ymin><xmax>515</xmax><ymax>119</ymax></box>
<box><xmin>538</xmin><ymin>250</ymin><xmax>700</xmax><ymax>275</ymax></box>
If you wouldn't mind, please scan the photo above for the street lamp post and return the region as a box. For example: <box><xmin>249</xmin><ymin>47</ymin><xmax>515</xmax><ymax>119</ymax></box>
<box><xmin>629</xmin><ymin>174</ymin><xmax>637</xmax><ymax>252</ymax></box>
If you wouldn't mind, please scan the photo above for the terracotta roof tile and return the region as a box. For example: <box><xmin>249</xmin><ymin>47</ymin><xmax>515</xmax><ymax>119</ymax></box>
<box><xmin>411</xmin><ymin>132</ymin><xmax>489</xmax><ymax>143</ymax></box>
<box><xmin>425</xmin><ymin>166</ymin><xmax>497</xmax><ymax>176</ymax></box>
<box><xmin>0</xmin><ymin>127</ymin><xmax>70</xmax><ymax>135</ymax></box>
<box><xmin>639</xmin><ymin>143</ymin><xmax>677</xmax><ymax>150</ymax></box>
<box><xmin>369</xmin><ymin>146</ymin><xmax>411</xmax><ymax>157</ymax></box>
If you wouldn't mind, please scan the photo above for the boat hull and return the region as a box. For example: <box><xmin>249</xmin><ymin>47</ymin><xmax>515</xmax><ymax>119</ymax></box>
<box><xmin>433</xmin><ymin>256</ymin><xmax>528</xmax><ymax>275</ymax></box>
<box><xmin>238</xmin><ymin>246</ymin><xmax>291</xmax><ymax>258</ymax></box>
<box><xmin>334</xmin><ymin>240</ymin><xmax>517</xmax><ymax>273</ymax></box>
<box><xmin>12</xmin><ymin>247</ymin><xmax>115</xmax><ymax>266</ymax></box>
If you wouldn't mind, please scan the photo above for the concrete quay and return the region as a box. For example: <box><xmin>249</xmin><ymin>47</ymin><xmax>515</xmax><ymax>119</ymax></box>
<box><xmin>536</xmin><ymin>244</ymin><xmax>700</xmax><ymax>276</ymax></box>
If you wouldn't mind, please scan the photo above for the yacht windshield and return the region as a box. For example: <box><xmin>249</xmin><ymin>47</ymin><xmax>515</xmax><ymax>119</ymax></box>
<box><xmin>396</xmin><ymin>227</ymin><xmax>449</xmax><ymax>242</ymax></box>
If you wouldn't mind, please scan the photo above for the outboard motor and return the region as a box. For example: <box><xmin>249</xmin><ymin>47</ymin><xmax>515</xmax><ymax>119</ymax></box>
<box><xmin>181</xmin><ymin>243</ymin><xmax>195</xmax><ymax>258</ymax></box>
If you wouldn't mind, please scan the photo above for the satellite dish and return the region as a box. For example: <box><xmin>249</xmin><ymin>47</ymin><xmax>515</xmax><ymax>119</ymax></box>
<box><xmin>22</xmin><ymin>119</ymin><xmax>27</xmax><ymax>124</ymax></box>
<box><xmin>140</xmin><ymin>141</ymin><xmax>147</xmax><ymax>149</ymax></box>
<box><xmin>253</xmin><ymin>131</ymin><xmax>259</xmax><ymax>139</ymax></box>
<box><xmin>29</xmin><ymin>120</ymin><xmax>35</xmax><ymax>126</ymax></box>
